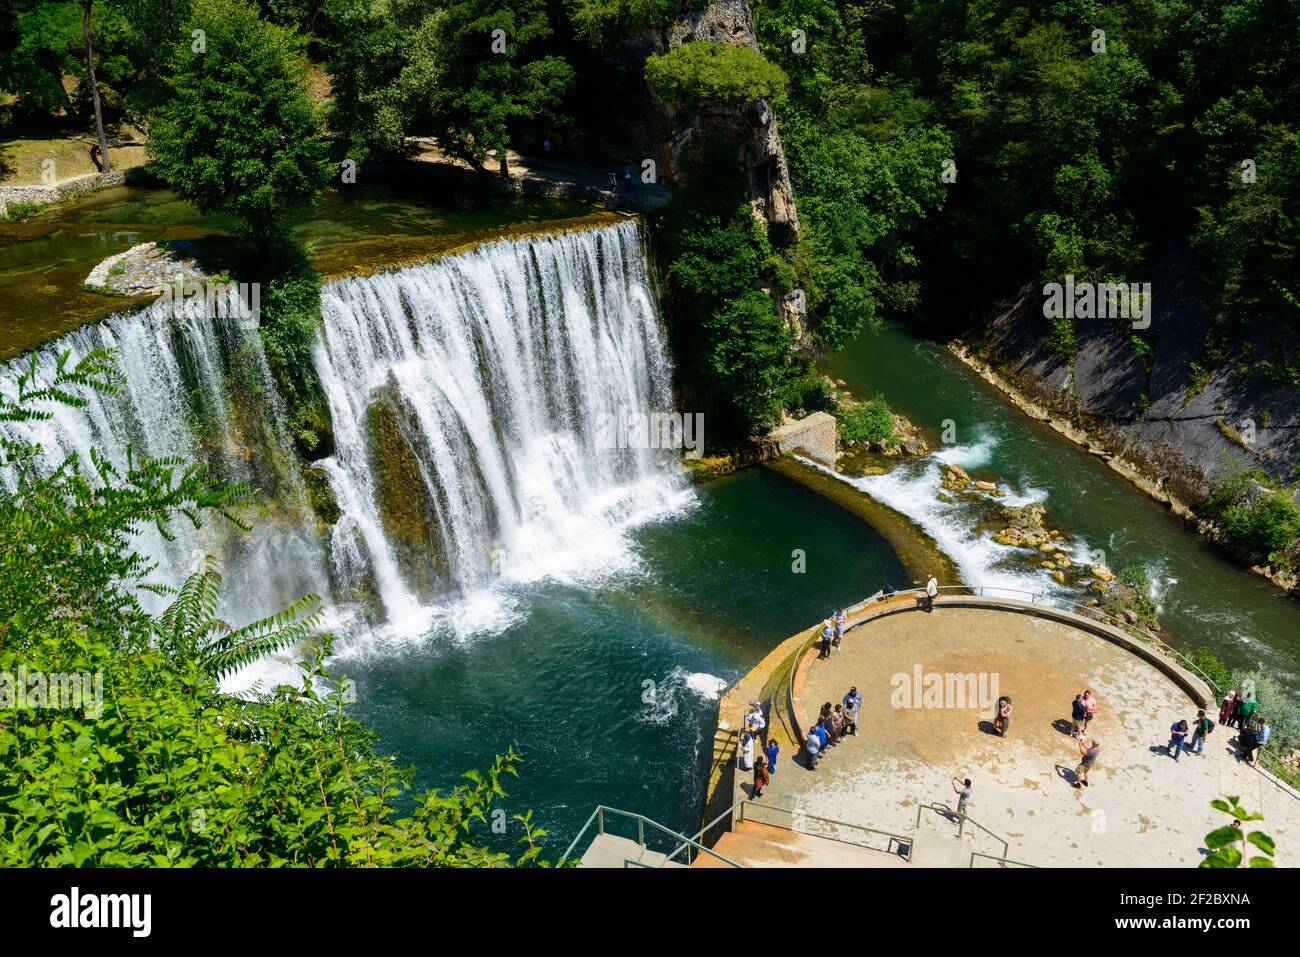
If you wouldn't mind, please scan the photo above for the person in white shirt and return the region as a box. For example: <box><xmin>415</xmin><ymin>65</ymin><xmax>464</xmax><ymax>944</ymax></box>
<box><xmin>738</xmin><ymin>731</ymin><xmax>755</xmax><ymax>771</ymax></box>
<box><xmin>924</xmin><ymin>574</ymin><xmax>938</xmax><ymax>612</ymax></box>
<box><xmin>745</xmin><ymin>704</ymin><xmax>766</xmax><ymax>740</ymax></box>
<box><xmin>805</xmin><ymin>727</ymin><xmax>821</xmax><ymax>769</ymax></box>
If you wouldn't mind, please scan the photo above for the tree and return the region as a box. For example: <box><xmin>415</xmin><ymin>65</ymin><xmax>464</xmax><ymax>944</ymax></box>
<box><xmin>147</xmin><ymin>0</ymin><xmax>331</xmax><ymax>254</ymax></box>
<box><xmin>80</xmin><ymin>0</ymin><xmax>112</xmax><ymax>172</ymax></box>
<box><xmin>399</xmin><ymin>0</ymin><xmax>575</xmax><ymax>177</ymax></box>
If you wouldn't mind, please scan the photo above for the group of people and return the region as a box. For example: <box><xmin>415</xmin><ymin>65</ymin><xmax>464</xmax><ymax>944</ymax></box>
<box><xmin>738</xmin><ymin>703</ymin><xmax>779</xmax><ymax>798</ymax></box>
<box><xmin>1218</xmin><ymin>690</ymin><xmax>1271</xmax><ymax>765</ymax></box>
<box><xmin>1066</xmin><ymin>690</ymin><xmax>1102</xmax><ymax>786</ymax></box>
<box><xmin>805</xmin><ymin>687</ymin><xmax>862</xmax><ymax>770</ymax></box>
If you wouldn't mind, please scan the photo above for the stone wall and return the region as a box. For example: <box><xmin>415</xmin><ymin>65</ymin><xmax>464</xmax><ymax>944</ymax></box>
<box><xmin>757</xmin><ymin>411</ymin><xmax>837</xmax><ymax>464</ymax></box>
<box><xmin>0</xmin><ymin>166</ymin><xmax>156</xmax><ymax>217</ymax></box>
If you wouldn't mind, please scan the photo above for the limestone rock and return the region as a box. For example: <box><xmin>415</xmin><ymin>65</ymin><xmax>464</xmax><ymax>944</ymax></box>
<box><xmin>941</xmin><ymin>463</ymin><xmax>971</xmax><ymax>492</ymax></box>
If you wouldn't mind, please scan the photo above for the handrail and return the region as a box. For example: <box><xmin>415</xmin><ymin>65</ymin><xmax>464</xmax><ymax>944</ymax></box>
<box><xmin>561</xmin><ymin>805</ymin><xmax>742</xmax><ymax>868</ymax></box>
<box><xmin>666</xmin><ymin>798</ymin><xmax>913</xmax><ymax>865</ymax></box>
<box><xmin>915</xmin><ymin>802</ymin><xmax>1010</xmax><ymax>860</ymax></box>
<box><xmin>739</xmin><ymin>799</ymin><xmax>913</xmax><ymax>858</ymax></box>
<box><xmin>969</xmin><ymin>850</ymin><xmax>1036</xmax><ymax>868</ymax></box>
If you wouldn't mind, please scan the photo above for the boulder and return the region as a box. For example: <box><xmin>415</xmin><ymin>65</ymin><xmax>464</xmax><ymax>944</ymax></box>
<box><xmin>941</xmin><ymin>463</ymin><xmax>971</xmax><ymax>491</ymax></box>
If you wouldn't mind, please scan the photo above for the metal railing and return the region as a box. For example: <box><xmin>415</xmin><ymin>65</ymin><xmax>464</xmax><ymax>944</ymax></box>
<box><xmin>561</xmin><ymin>805</ymin><xmax>741</xmax><ymax>868</ymax></box>
<box><xmin>970</xmin><ymin>851</ymin><xmax>1036</xmax><ymax>868</ymax></box>
<box><xmin>738</xmin><ymin>799</ymin><xmax>913</xmax><ymax>860</ymax></box>
<box><xmin>663</xmin><ymin>798</ymin><xmax>912</xmax><ymax>866</ymax></box>
<box><xmin>915</xmin><ymin>801</ymin><xmax>1012</xmax><ymax>862</ymax></box>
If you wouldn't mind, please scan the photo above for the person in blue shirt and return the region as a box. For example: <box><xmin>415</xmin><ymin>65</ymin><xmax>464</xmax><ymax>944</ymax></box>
<box><xmin>1248</xmin><ymin>718</ymin><xmax>1270</xmax><ymax>766</ymax></box>
<box><xmin>805</xmin><ymin>728</ymin><xmax>821</xmax><ymax>770</ymax></box>
<box><xmin>814</xmin><ymin>718</ymin><xmax>830</xmax><ymax>752</ymax></box>
<box><xmin>765</xmin><ymin>737</ymin><xmax>779</xmax><ymax>774</ymax></box>
<box><xmin>1168</xmin><ymin>718</ymin><xmax>1189</xmax><ymax>761</ymax></box>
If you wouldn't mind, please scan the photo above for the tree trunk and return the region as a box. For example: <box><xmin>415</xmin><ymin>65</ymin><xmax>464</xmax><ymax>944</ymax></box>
<box><xmin>498</xmin><ymin>151</ymin><xmax>508</xmax><ymax>180</ymax></box>
<box><xmin>81</xmin><ymin>0</ymin><xmax>111</xmax><ymax>175</ymax></box>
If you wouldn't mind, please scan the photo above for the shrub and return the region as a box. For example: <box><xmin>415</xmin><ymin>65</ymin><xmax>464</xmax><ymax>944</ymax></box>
<box><xmin>645</xmin><ymin>41</ymin><xmax>787</xmax><ymax>110</ymax></box>
<box><xmin>837</xmin><ymin>396</ymin><xmax>896</xmax><ymax>446</ymax></box>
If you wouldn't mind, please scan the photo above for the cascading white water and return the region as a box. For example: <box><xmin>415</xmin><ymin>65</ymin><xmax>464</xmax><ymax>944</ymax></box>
<box><xmin>0</xmin><ymin>294</ymin><xmax>331</xmax><ymax>625</ymax></box>
<box><xmin>313</xmin><ymin>221</ymin><xmax>691</xmax><ymax>638</ymax></box>
<box><xmin>2</xmin><ymin>221</ymin><xmax>691</xmax><ymax>658</ymax></box>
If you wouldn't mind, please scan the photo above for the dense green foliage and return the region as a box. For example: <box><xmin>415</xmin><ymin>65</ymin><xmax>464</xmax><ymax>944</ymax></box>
<box><xmin>1205</xmin><ymin>465</ymin><xmax>1300</xmax><ymax>568</ymax></box>
<box><xmin>836</xmin><ymin>395</ymin><xmax>895</xmax><ymax>446</ymax></box>
<box><xmin>0</xmin><ymin>354</ymin><xmax>546</xmax><ymax>867</ymax></box>
<box><xmin>147</xmin><ymin>0</ymin><xmax>331</xmax><ymax>251</ymax></box>
<box><xmin>645</xmin><ymin>41</ymin><xmax>788</xmax><ymax>109</ymax></box>
<box><xmin>655</xmin><ymin>140</ymin><xmax>807</xmax><ymax>433</ymax></box>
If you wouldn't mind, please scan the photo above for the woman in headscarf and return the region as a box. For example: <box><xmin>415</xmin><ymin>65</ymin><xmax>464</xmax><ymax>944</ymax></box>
<box><xmin>1219</xmin><ymin>690</ymin><xmax>1237</xmax><ymax>726</ymax></box>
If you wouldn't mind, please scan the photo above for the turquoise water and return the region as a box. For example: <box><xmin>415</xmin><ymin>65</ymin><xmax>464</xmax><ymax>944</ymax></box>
<box><xmin>340</xmin><ymin>466</ymin><xmax>907</xmax><ymax>853</ymax></box>
<box><xmin>823</xmin><ymin>321</ymin><xmax>1300</xmax><ymax>691</ymax></box>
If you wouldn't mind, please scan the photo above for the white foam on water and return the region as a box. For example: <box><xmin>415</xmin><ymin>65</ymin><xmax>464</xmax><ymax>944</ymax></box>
<box><xmin>798</xmin><ymin>438</ymin><xmax>1071</xmax><ymax>599</ymax></box>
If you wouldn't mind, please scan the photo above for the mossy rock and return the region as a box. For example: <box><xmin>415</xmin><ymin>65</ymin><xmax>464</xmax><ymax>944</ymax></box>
<box><xmin>302</xmin><ymin>464</ymin><xmax>340</xmax><ymax>526</ymax></box>
<box><xmin>366</xmin><ymin>388</ymin><xmax>448</xmax><ymax>597</ymax></box>
<box><xmin>293</xmin><ymin>392</ymin><xmax>336</xmax><ymax>461</ymax></box>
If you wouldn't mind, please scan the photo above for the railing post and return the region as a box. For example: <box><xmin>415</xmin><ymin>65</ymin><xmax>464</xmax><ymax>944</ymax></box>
<box><xmin>638</xmin><ymin>817</ymin><xmax>645</xmax><ymax>848</ymax></box>
<box><xmin>597</xmin><ymin>807</ymin><xmax>604</xmax><ymax>836</ymax></box>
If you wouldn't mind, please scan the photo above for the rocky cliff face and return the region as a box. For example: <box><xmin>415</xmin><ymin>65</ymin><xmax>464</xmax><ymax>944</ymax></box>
<box><xmin>956</xmin><ymin>251</ymin><xmax>1300</xmax><ymax>510</ymax></box>
<box><xmin>598</xmin><ymin>1</ymin><xmax>800</xmax><ymax>247</ymax></box>
<box><xmin>653</xmin><ymin>0</ymin><xmax>801</xmax><ymax>246</ymax></box>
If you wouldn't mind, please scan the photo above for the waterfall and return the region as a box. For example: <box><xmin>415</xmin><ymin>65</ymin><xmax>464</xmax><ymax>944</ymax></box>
<box><xmin>2</xmin><ymin>220</ymin><xmax>691</xmax><ymax>653</ymax></box>
<box><xmin>314</xmin><ymin>221</ymin><xmax>690</xmax><ymax>639</ymax></box>
<box><xmin>0</xmin><ymin>293</ymin><xmax>331</xmax><ymax>626</ymax></box>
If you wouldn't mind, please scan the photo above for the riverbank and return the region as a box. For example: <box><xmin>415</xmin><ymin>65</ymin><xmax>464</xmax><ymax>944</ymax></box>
<box><xmin>947</xmin><ymin>338</ymin><xmax>1300</xmax><ymax>601</ymax></box>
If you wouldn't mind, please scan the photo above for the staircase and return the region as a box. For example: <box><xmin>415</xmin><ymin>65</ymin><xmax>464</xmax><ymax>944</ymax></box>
<box><xmin>564</xmin><ymin>800</ymin><xmax>1036</xmax><ymax>868</ymax></box>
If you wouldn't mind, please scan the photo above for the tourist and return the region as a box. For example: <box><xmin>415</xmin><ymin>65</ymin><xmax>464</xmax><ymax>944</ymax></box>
<box><xmin>805</xmin><ymin>726</ymin><xmax>821</xmax><ymax>769</ymax></box>
<box><xmin>1071</xmin><ymin>694</ymin><xmax>1088</xmax><ymax>738</ymax></box>
<box><xmin>1229</xmin><ymin>692</ymin><xmax>1246</xmax><ymax>729</ymax></box>
<box><xmin>952</xmin><ymin>776</ymin><xmax>972</xmax><ymax>819</ymax></box>
<box><xmin>753</xmin><ymin>755</ymin><xmax>770</xmax><ymax>798</ymax></box>
<box><xmin>818</xmin><ymin>619</ymin><xmax>834</xmax><ymax>660</ymax></box>
<box><xmin>1240</xmin><ymin>692</ymin><xmax>1260</xmax><ymax>727</ymax></box>
<box><xmin>1238</xmin><ymin>722</ymin><xmax>1258</xmax><ymax>764</ymax></box>
<box><xmin>842</xmin><ymin>687</ymin><xmax>862</xmax><ymax>736</ymax></box>
<box><xmin>994</xmin><ymin>695</ymin><xmax>1012</xmax><ymax>737</ymax></box>
<box><xmin>832</xmin><ymin>703</ymin><xmax>846</xmax><ymax>741</ymax></box>
<box><xmin>1190</xmin><ymin>709</ymin><xmax>1213</xmax><ymax>756</ymax></box>
<box><xmin>924</xmin><ymin>574</ymin><xmax>938</xmax><ymax>612</ymax></box>
<box><xmin>623</xmin><ymin>164</ymin><xmax>633</xmax><ymax>192</ymax></box>
<box><xmin>1074</xmin><ymin>739</ymin><xmax>1100</xmax><ymax>788</ymax></box>
<box><xmin>820</xmin><ymin>703</ymin><xmax>840</xmax><ymax>744</ymax></box>
<box><xmin>765</xmin><ymin>737</ymin><xmax>779</xmax><ymax>774</ymax></box>
<box><xmin>833</xmin><ymin>607</ymin><xmax>848</xmax><ymax>648</ymax></box>
<box><xmin>1219</xmin><ymin>690</ymin><xmax>1237</xmax><ymax>726</ymax></box>
<box><xmin>1168</xmin><ymin>718</ymin><xmax>1189</xmax><ymax>761</ymax></box>
<box><xmin>815</xmin><ymin>717</ymin><xmax>831</xmax><ymax>752</ymax></box>
<box><xmin>1253</xmin><ymin>718</ymin><xmax>1271</xmax><ymax>766</ymax></box>
<box><xmin>745</xmin><ymin>702</ymin><xmax>766</xmax><ymax>741</ymax></box>
<box><xmin>739</xmin><ymin>730</ymin><xmax>755</xmax><ymax>771</ymax></box>
<box><xmin>607</xmin><ymin>170</ymin><xmax>618</xmax><ymax>193</ymax></box>
<box><xmin>1082</xmin><ymin>690</ymin><xmax>1098</xmax><ymax>735</ymax></box>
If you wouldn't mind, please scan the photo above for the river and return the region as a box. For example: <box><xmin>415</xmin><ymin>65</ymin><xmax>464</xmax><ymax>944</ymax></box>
<box><xmin>823</xmin><ymin>321</ymin><xmax>1300</xmax><ymax>692</ymax></box>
